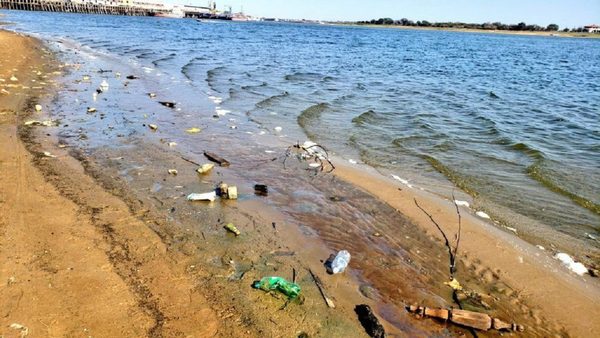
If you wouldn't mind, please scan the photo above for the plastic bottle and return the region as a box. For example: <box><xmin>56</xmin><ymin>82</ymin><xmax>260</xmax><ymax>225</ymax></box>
<box><xmin>330</xmin><ymin>250</ymin><xmax>351</xmax><ymax>274</ymax></box>
<box><xmin>252</xmin><ymin>277</ymin><xmax>301</xmax><ymax>299</ymax></box>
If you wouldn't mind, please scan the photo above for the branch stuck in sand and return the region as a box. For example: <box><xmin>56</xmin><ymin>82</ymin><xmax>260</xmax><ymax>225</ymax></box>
<box><xmin>414</xmin><ymin>196</ymin><xmax>462</xmax><ymax>277</ymax></box>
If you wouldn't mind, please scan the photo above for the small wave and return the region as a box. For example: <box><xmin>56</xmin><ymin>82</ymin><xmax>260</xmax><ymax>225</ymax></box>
<box><xmin>255</xmin><ymin>92</ymin><xmax>290</xmax><ymax>109</ymax></box>
<box><xmin>284</xmin><ymin>72</ymin><xmax>323</xmax><ymax>82</ymax></box>
<box><xmin>180</xmin><ymin>57</ymin><xmax>205</xmax><ymax>82</ymax></box>
<box><xmin>527</xmin><ymin>163</ymin><xmax>600</xmax><ymax>215</ymax></box>
<box><xmin>152</xmin><ymin>53</ymin><xmax>177</xmax><ymax>67</ymax></box>
<box><xmin>422</xmin><ymin>155</ymin><xmax>480</xmax><ymax>197</ymax></box>
<box><xmin>510</xmin><ymin>142</ymin><xmax>545</xmax><ymax>161</ymax></box>
<box><xmin>351</xmin><ymin>109</ymin><xmax>378</xmax><ymax>125</ymax></box>
<box><xmin>297</xmin><ymin>103</ymin><xmax>329</xmax><ymax>132</ymax></box>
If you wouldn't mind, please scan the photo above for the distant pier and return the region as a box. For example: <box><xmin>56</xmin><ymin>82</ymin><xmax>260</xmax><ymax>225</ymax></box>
<box><xmin>0</xmin><ymin>0</ymin><xmax>222</xmax><ymax>18</ymax></box>
<box><xmin>0</xmin><ymin>0</ymin><xmax>162</xmax><ymax>16</ymax></box>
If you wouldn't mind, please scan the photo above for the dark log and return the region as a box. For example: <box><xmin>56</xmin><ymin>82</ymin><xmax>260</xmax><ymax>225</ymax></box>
<box><xmin>355</xmin><ymin>304</ymin><xmax>385</xmax><ymax>338</ymax></box>
<box><xmin>204</xmin><ymin>151</ymin><xmax>230</xmax><ymax>167</ymax></box>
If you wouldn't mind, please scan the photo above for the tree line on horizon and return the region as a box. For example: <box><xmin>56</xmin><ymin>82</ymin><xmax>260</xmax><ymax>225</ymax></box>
<box><xmin>356</xmin><ymin>18</ymin><xmax>578</xmax><ymax>32</ymax></box>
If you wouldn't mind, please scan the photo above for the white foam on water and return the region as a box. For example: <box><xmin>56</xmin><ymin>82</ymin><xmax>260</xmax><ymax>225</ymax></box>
<box><xmin>454</xmin><ymin>200</ymin><xmax>470</xmax><ymax>208</ymax></box>
<box><xmin>555</xmin><ymin>252</ymin><xmax>588</xmax><ymax>275</ymax></box>
<box><xmin>216</xmin><ymin>108</ymin><xmax>230</xmax><ymax>116</ymax></box>
<box><xmin>476</xmin><ymin>211</ymin><xmax>490</xmax><ymax>219</ymax></box>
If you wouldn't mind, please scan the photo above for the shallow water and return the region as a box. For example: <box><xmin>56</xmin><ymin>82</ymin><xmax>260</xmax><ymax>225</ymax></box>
<box><xmin>4</xmin><ymin>11</ymin><xmax>599</xmax><ymax>258</ymax></box>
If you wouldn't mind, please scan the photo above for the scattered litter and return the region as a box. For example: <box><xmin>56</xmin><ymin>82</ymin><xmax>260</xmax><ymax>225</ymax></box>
<box><xmin>204</xmin><ymin>151</ymin><xmax>230</xmax><ymax>167</ymax></box>
<box><xmin>42</xmin><ymin>151</ymin><xmax>56</xmax><ymax>158</ymax></box>
<box><xmin>252</xmin><ymin>276</ymin><xmax>301</xmax><ymax>299</ymax></box>
<box><xmin>554</xmin><ymin>252</ymin><xmax>588</xmax><ymax>275</ymax></box>
<box><xmin>536</xmin><ymin>245</ymin><xmax>545</xmax><ymax>250</ymax></box>
<box><xmin>196</xmin><ymin>163</ymin><xmax>215</xmax><ymax>174</ymax></box>
<box><xmin>126</xmin><ymin>75</ymin><xmax>139</xmax><ymax>80</ymax></box>
<box><xmin>82</xmin><ymin>75</ymin><xmax>91</xmax><ymax>81</ymax></box>
<box><xmin>10</xmin><ymin>75</ymin><xmax>18</xmax><ymax>82</ymax></box>
<box><xmin>454</xmin><ymin>200</ymin><xmax>470</xmax><ymax>208</ymax></box>
<box><xmin>216</xmin><ymin>182</ymin><xmax>237</xmax><ymax>199</ymax></box>
<box><xmin>407</xmin><ymin>305</ymin><xmax>523</xmax><ymax>332</ymax></box>
<box><xmin>274</xmin><ymin>126</ymin><xmax>283</xmax><ymax>133</ymax></box>
<box><xmin>284</xmin><ymin>141</ymin><xmax>335</xmax><ymax>173</ymax></box>
<box><xmin>326</xmin><ymin>250</ymin><xmax>351</xmax><ymax>274</ymax></box>
<box><xmin>187</xmin><ymin>192</ymin><xmax>216</xmax><ymax>202</ymax></box>
<box><xmin>9</xmin><ymin>323</ymin><xmax>29</xmax><ymax>337</ymax></box>
<box><xmin>99</xmin><ymin>79</ymin><xmax>109</xmax><ymax>91</ymax></box>
<box><xmin>87</xmin><ymin>107</ymin><xmax>96</xmax><ymax>113</ymax></box>
<box><xmin>505</xmin><ymin>226</ymin><xmax>517</xmax><ymax>233</ymax></box>
<box><xmin>265</xmin><ymin>150</ymin><xmax>276</xmax><ymax>154</ymax></box>
<box><xmin>215</xmin><ymin>108</ymin><xmax>230</xmax><ymax>116</ymax></box>
<box><xmin>34</xmin><ymin>104</ymin><xmax>42</xmax><ymax>112</ymax></box>
<box><xmin>168</xmin><ymin>142</ymin><xmax>177</xmax><ymax>147</ymax></box>
<box><xmin>115</xmin><ymin>72</ymin><xmax>121</xmax><ymax>78</ymax></box>
<box><xmin>0</xmin><ymin>89</ymin><xmax>9</xmax><ymax>95</ymax></box>
<box><xmin>585</xmin><ymin>233</ymin><xmax>597</xmax><ymax>241</ymax></box>
<box><xmin>227</xmin><ymin>186</ymin><xmax>238</xmax><ymax>199</ymax></box>
<box><xmin>148</xmin><ymin>124</ymin><xmax>158</xmax><ymax>131</ymax></box>
<box><xmin>148</xmin><ymin>93</ymin><xmax>156</xmax><ymax>98</ymax></box>
<box><xmin>355</xmin><ymin>304</ymin><xmax>385</xmax><ymax>338</ymax></box>
<box><xmin>254</xmin><ymin>184</ymin><xmax>268</xmax><ymax>196</ymax></box>
<box><xmin>168</xmin><ymin>169</ymin><xmax>178</xmax><ymax>175</ymax></box>
<box><xmin>309</xmin><ymin>269</ymin><xmax>335</xmax><ymax>308</ymax></box>
<box><xmin>186</xmin><ymin>127</ymin><xmax>201</xmax><ymax>133</ymax></box>
<box><xmin>348</xmin><ymin>159</ymin><xmax>358</xmax><ymax>164</ymax></box>
<box><xmin>308</xmin><ymin>163</ymin><xmax>321</xmax><ymax>168</ymax></box>
<box><xmin>444</xmin><ymin>278</ymin><xmax>463</xmax><ymax>291</ymax></box>
<box><xmin>230</xmin><ymin>125</ymin><xmax>237</xmax><ymax>129</ymax></box>
<box><xmin>476</xmin><ymin>211</ymin><xmax>490</xmax><ymax>219</ymax></box>
<box><xmin>159</xmin><ymin>101</ymin><xmax>176</xmax><ymax>108</ymax></box>
<box><xmin>224</xmin><ymin>223</ymin><xmax>241</xmax><ymax>236</ymax></box>
<box><xmin>24</xmin><ymin>120</ymin><xmax>56</xmax><ymax>127</ymax></box>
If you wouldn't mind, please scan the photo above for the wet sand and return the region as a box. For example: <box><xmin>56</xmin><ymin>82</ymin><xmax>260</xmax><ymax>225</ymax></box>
<box><xmin>2</xmin><ymin>27</ymin><xmax>600</xmax><ymax>338</ymax></box>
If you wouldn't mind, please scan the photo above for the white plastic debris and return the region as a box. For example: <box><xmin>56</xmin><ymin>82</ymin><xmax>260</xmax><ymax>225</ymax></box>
<box><xmin>475</xmin><ymin>211</ymin><xmax>490</xmax><ymax>219</ymax></box>
<box><xmin>43</xmin><ymin>151</ymin><xmax>56</xmax><ymax>158</ymax></box>
<box><xmin>10</xmin><ymin>75</ymin><xmax>18</xmax><ymax>82</ymax></box>
<box><xmin>215</xmin><ymin>108</ymin><xmax>230</xmax><ymax>116</ymax></box>
<box><xmin>168</xmin><ymin>169</ymin><xmax>178</xmax><ymax>175</ymax></box>
<box><xmin>187</xmin><ymin>192</ymin><xmax>216</xmax><ymax>202</ymax></box>
<box><xmin>168</xmin><ymin>142</ymin><xmax>177</xmax><ymax>147</ymax></box>
<box><xmin>454</xmin><ymin>200</ymin><xmax>470</xmax><ymax>208</ymax></box>
<box><xmin>274</xmin><ymin>126</ymin><xmax>283</xmax><ymax>133</ymax></box>
<box><xmin>100</xmin><ymin>79</ymin><xmax>109</xmax><ymax>91</ymax></box>
<box><xmin>34</xmin><ymin>104</ymin><xmax>42</xmax><ymax>112</ymax></box>
<box><xmin>554</xmin><ymin>252</ymin><xmax>588</xmax><ymax>275</ymax></box>
<box><xmin>536</xmin><ymin>245</ymin><xmax>545</xmax><ymax>250</ymax></box>
<box><xmin>348</xmin><ymin>159</ymin><xmax>358</xmax><ymax>164</ymax></box>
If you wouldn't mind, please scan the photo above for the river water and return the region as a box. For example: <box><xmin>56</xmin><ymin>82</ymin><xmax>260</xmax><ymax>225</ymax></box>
<box><xmin>4</xmin><ymin>11</ymin><xmax>599</xmax><ymax>268</ymax></box>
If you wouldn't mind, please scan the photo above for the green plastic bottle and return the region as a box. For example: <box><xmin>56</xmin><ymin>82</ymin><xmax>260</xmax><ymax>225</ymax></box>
<box><xmin>252</xmin><ymin>277</ymin><xmax>301</xmax><ymax>299</ymax></box>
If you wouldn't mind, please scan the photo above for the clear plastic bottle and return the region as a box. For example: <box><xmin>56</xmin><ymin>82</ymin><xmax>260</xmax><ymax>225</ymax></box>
<box><xmin>331</xmin><ymin>250</ymin><xmax>351</xmax><ymax>274</ymax></box>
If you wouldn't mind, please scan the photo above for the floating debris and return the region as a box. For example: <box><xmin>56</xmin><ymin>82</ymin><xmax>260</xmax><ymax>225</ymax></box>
<box><xmin>196</xmin><ymin>163</ymin><xmax>215</xmax><ymax>174</ymax></box>
<box><xmin>87</xmin><ymin>107</ymin><xmax>97</xmax><ymax>113</ymax></box>
<box><xmin>224</xmin><ymin>223</ymin><xmax>241</xmax><ymax>236</ymax></box>
<box><xmin>148</xmin><ymin>92</ymin><xmax>156</xmax><ymax>98</ymax></box>
<box><xmin>186</xmin><ymin>127</ymin><xmax>201</xmax><ymax>134</ymax></box>
<box><xmin>159</xmin><ymin>101</ymin><xmax>176</xmax><ymax>108</ymax></box>
<box><xmin>148</xmin><ymin>124</ymin><xmax>158</xmax><ymax>131</ymax></box>
<box><xmin>274</xmin><ymin>126</ymin><xmax>283</xmax><ymax>133</ymax></box>
<box><xmin>254</xmin><ymin>184</ymin><xmax>268</xmax><ymax>196</ymax></box>
<box><xmin>99</xmin><ymin>79</ymin><xmax>109</xmax><ymax>91</ymax></box>
<box><xmin>204</xmin><ymin>152</ymin><xmax>230</xmax><ymax>167</ymax></box>
<box><xmin>126</xmin><ymin>75</ymin><xmax>139</xmax><ymax>80</ymax></box>
<box><xmin>168</xmin><ymin>142</ymin><xmax>178</xmax><ymax>147</ymax></box>
<box><xmin>187</xmin><ymin>192</ymin><xmax>216</xmax><ymax>202</ymax></box>
<box><xmin>168</xmin><ymin>169</ymin><xmax>178</xmax><ymax>175</ymax></box>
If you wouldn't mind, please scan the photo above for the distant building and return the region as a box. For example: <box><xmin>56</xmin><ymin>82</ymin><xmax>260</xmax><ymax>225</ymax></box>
<box><xmin>584</xmin><ymin>24</ymin><xmax>600</xmax><ymax>33</ymax></box>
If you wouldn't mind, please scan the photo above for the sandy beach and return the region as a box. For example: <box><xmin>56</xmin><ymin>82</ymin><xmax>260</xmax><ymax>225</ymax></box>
<box><xmin>1</xmin><ymin>27</ymin><xmax>599</xmax><ymax>338</ymax></box>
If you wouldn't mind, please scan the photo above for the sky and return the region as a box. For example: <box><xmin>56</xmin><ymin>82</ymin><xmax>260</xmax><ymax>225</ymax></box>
<box><xmin>178</xmin><ymin>0</ymin><xmax>600</xmax><ymax>29</ymax></box>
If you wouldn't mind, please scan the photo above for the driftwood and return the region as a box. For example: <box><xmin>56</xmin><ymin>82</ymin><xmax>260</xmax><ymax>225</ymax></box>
<box><xmin>308</xmin><ymin>269</ymin><xmax>335</xmax><ymax>308</ymax></box>
<box><xmin>355</xmin><ymin>304</ymin><xmax>386</xmax><ymax>338</ymax></box>
<box><xmin>407</xmin><ymin>305</ymin><xmax>523</xmax><ymax>332</ymax></box>
<box><xmin>204</xmin><ymin>151</ymin><xmax>230</xmax><ymax>167</ymax></box>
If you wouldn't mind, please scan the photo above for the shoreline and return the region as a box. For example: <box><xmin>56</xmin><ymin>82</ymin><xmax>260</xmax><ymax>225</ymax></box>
<box><xmin>2</xmin><ymin>26</ymin><xmax>599</xmax><ymax>338</ymax></box>
<box><xmin>337</xmin><ymin>23</ymin><xmax>600</xmax><ymax>39</ymax></box>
